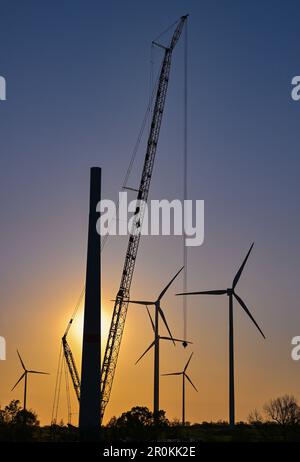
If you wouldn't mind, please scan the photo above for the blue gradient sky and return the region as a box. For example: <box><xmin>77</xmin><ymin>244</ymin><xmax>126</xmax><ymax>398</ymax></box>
<box><xmin>0</xmin><ymin>0</ymin><xmax>300</xmax><ymax>425</ymax></box>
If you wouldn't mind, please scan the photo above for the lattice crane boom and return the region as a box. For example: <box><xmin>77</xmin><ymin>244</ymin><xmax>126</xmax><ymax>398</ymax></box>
<box><xmin>62</xmin><ymin>336</ymin><xmax>81</xmax><ymax>402</ymax></box>
<box><xmin>62</xmin><ymin>313</ymin><xmax>81</xmax><ymax>403</ymax></box>
<box><xmin>100</xmin><ymin>15</ymin><xmax>188</xmax><ymax>422</ymax></box>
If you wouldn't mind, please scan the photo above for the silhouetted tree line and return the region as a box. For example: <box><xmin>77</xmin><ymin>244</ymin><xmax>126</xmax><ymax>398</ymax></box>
<box><xmin>0</xmin><ymin>400</ymin><xmax>39</xmax><ymax>441</ymax></box>
<box><xmin>105</xmin><ymin>406</ymin><xmax>169</xmax><ymax>440</ymax></box>
<box><xmin>105</xmin><ymin>395</ymin><xmax>300</xmax><ymax>442</ymax></box>
<box><xmin>1</xmin><ymin>395</ymin><xmax>300</xmax><ymax>441</ymax></box>
<box><xmin>248</xmin><ymin>394</ymin><xmax>300</xmax><ymax>426</ymax></box>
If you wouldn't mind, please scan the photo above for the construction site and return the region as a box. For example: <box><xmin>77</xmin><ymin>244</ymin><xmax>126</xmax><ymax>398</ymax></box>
<box><xmin>1</xmin><ymin>2</ymin><xmax>300</xmax><ymax>447</ymax></box>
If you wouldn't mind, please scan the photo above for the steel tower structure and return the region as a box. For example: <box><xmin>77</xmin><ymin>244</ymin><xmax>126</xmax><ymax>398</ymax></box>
<box><xmin>100</xmin><ymin>15</ymin><xmax>188</xmax><ymax>422</ymax></box>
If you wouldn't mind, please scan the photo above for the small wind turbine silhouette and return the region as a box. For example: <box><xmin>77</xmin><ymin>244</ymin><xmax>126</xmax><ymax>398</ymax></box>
<box><xmin>162</xmin><ymin>352</ymin><xmax>198</xmax><ymax>426</ymax></box>
<box><xmin>135</xmin><ymin>305</ymin><xmax>192</xmax><ymax>366</ymax></box>
<box><xmin>128</xmin><ymin>266</ymin><xmax>188</xmax><ymax>418</ymax></box>
<box><xmin>11</xmin><ymin>350</ymin><xmax>49</xmax><ymax>412</ymax></box>
<box><xmin>177</xmin><ymin>243</ymin><xmax>265</xmax><ymax>428</ymax></box>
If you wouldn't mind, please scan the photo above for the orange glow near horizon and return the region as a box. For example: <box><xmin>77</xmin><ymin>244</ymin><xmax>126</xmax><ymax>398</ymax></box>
<box><xmin>1</xmin><ymin>255</ymin><xmax>299</xmax><ymax>428</ymax></box>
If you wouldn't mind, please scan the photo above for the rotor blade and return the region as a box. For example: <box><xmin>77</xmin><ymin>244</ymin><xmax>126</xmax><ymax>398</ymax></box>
<box><xmin>129</xmin><ymin>300</ymin><xmax>155</xmax><ymax>306</ymax></box>
<box><xmin>157</xmin><ymin>266</ymin><xmax>184</xmax><ymax>301</ymax></box>
<box><xmin>28</xmin><ymin>371</ymin><xmax>49</xmax><ymax>375</ymax></box>
<box><xmin>17</xmin><ymin>350</ymin><xmax>26</xmax><ymax>371</ymax></box>
<box><xmin>176</xmin><ymin>289</ymin><xmax>227</xmax><ymax>296</ymax></box>
<box><xmin>233</xmin><ymin>293</ymin><xmax>265</xmax><ymax>339</ymax></box>
<box><xmin>162</xmin><ymin>372</ymin><xmax>182</xmax><ymax>376</ymax></box>
<box><xmin>232</xmin><ymin>243</ymin><xmax>254</xmax><ymax>289</ymax></box>
<box><xmin>184</xmin><ymin>352</ymin><xmax>193</xmax><ymax>372</ymax></box>
<box><xmin>185</xmin><ymin>373</ymin><xmax>198</xmax><ymax>392</ymax></box>
<box><xmin>146</xmin><ymin>306</ymin><xmax>155</xmax><ymax>332</ymax></box>
<box><xmin>158</xmin><ymin>306</ymin><xmax>175</xmax><ymax>345</ymax></box>
<box><xmin>135</xmin><ymin>341</ymin><xmax>155</xmax><ymax>365</ymax></box>
<box><xmin>160</xmin><ymin>337</ymin><xmax>192</xmax><ymax>344</ymax></box>
<box><xmin>11</xmin><ymin>372</ymin><xmax>25</xmax><ymax>391</ymax></box>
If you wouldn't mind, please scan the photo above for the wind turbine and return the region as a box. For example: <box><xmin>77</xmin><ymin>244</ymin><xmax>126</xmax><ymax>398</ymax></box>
<box><xmin>11</xmin><ymin>350</ymin><xmax>49</xmax><ymax>413</ymax></box>
<box><xmin>162</xmin><ymin>352</ymin><xmax>197</xmax><ymax>426</ymax></box>
<box><xmin>129</xmin><ymin>266</ymin><xmax>188</xmax><ymax>418</ymax></box>
<box><xmin>177</xmin><ymin>243</ymin><xmax>265</xmax><ymax>428</ymax></box>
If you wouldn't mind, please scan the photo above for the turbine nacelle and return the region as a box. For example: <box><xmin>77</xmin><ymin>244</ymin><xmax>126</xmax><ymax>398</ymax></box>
<box><xmin>162</xmin><ymin>352</ymin><xmax>198</xmax><ymax>392</ymax></box>
<box><xmin>127</xmin><ymin>266</ymin><xmax>185</xmax><ymax>345</ymax></box>
<box><xmin>135</xmin><ymin>337</ymin><xmax>193</xmax><ymax>365</ymax></box>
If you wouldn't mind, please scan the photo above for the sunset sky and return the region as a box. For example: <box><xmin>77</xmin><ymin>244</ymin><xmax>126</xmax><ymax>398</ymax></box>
<box><xmin>1</xmin><ymin>0</ymin><xmax>300</xmax><ymax>426</ymax></box>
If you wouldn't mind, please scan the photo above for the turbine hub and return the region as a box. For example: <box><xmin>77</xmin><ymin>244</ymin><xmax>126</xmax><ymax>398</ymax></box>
<box><xmin>182</xmin><ymin>341</ymin><xmax>188</xmax><ymax>348</ymax></box>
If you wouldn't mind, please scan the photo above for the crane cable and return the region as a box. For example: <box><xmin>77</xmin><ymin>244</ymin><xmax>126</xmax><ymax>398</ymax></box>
<box><xmin>51</xmin><ymin>342</ymin><xmax>63</xmax><ymax>425</ymax></box>
<box><xmin>63</xmin><ymin>16</ymin><xmax>181</xmax><ymax>334</ymax></box>
<box><xmin>53</xmin><ymin>17</ymin><xmax>186</xmax><ymax>422</ymax></box>
<box><xmin>51</xmin><ymin>30</ymin><xmax>164</xmax><ymax>424</ymax></box>
<box><xmin>153</xmin><ymin>18</ymin><xmax>179</xmax><ymax>43</ymax></box>
<box><xmin>61</xmin><ymin>17</ymin><xmax>187</xmax><ymax>344</ymax></box>
<box><xmin>183</xmin><ymin>18</ymin><xmax>188</xmax><ymax>342</ymax></box>
<box><xmin>100</xmin><ymin>60</ymin><xmax>163</xmax><ymax>253</ymax></box>
<box><xmin>149</xmin><ymin>16</ymin><xmax>189</xmax><ymax>342</ymax></box>
<box><xmin>63</xmin><ymin>286</ymin><xmax>85</xmax><ymax>338</ymax></box>
<box><xmin>51</xmin><ymin>341</ymin><xmax>74</xmax><ymax>426</ymax></box>
<box><xmin>64</xmin><ymin>354</ymin><xmax>72</xmax><ymax>425</ymax></box>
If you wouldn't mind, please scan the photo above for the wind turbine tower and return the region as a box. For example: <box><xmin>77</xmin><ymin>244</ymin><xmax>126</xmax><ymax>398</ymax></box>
<box><xmin>11</xmin><ymin>350</ymin><xmax>49</xmax><ymax>416</ymax></box>
<box><xmin>177</xmin><ymin>243</ymin><xmax>265</xmax><ymax>427</ymax></box>
<box><xmin>79</xmin><ymin>167</ymin><xmax>101</xmax><ymax>435</ymax></box>
<box><xmin>128</xmin><ymin>267</ymin><xmax>187</xmax><ymax>419</ymax></box>
<box><xmin>162</xmin><ymin>352</ymin><xmax>197</xmax><ymax>426</ymax></box>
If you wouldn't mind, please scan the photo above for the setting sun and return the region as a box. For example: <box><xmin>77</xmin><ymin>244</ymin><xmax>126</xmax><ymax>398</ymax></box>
<box><xmin>70</xmin><ymin>306</ymin><xmax>110</xmax><ymax>346</ymax></box>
